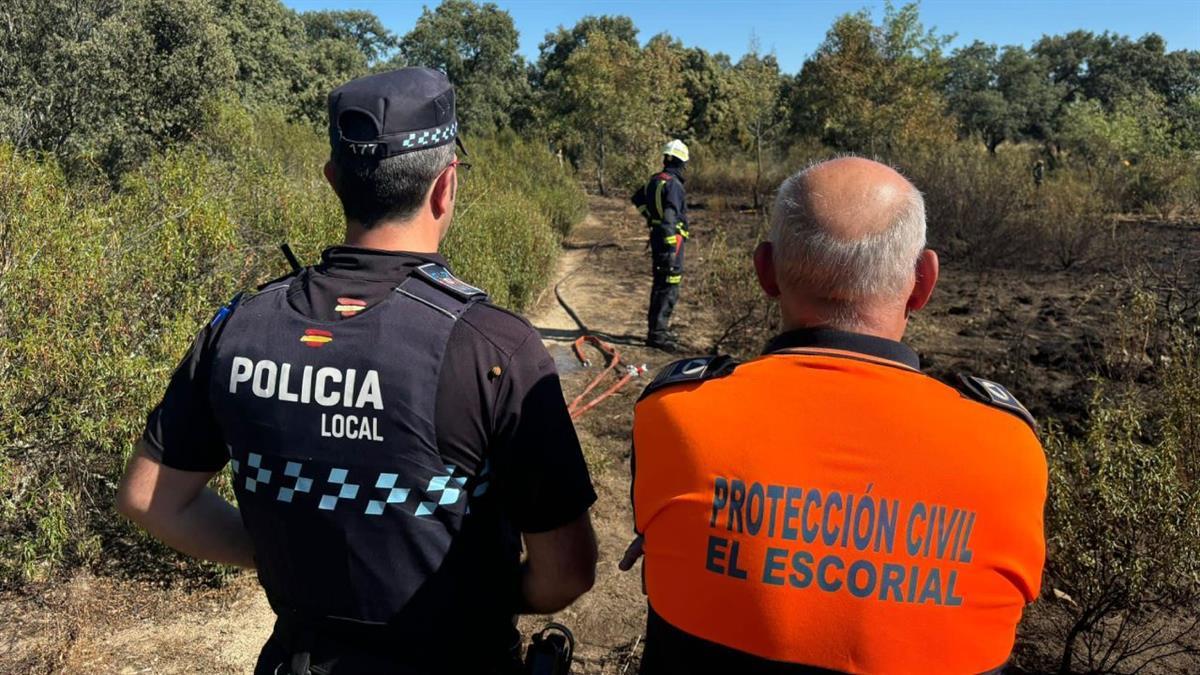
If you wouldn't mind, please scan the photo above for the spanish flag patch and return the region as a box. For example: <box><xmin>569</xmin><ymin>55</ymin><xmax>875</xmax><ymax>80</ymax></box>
<box><xmin>300</xmin><ymin>328</ymin><xmax>333</xmax><ymax>347</ymax></box>
<box><xmin>335</xmin><ymin>297</ymin><xmax>366</xmax><ymax>317</ymax></box>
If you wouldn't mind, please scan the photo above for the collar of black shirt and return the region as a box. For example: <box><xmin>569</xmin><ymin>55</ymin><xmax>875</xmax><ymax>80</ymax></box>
<box><xmin>762</xmin><ymin>327</ymin><xmax>921</xmax><ymax>371</ymax></box>
<box><xmin>317</xmin><ymin>245</ymin><xmax>450</xmax><ymax>281</ymax></box>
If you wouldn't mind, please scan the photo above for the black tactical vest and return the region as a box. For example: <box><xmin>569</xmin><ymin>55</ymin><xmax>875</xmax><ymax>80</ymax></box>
<box><xmin>208</xmin><ymin>264</ymin><xmax>487</xmax><ymax>627</ymax></box>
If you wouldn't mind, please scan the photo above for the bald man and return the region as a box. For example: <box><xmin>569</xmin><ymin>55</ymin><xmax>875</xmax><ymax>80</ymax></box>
<box><xmin>623</xmin><ymin>158</ymin><xmax>1047</xmax><ymax>674</ymax></box>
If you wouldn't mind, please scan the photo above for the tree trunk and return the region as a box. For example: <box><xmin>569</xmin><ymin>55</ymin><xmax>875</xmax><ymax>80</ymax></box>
<box><xmin>754</xmin><ymin>123</ymin><xmax>763</xmax><ymax>210</ymax></box>
<box><xmin>597</xmin><ymin>138</ymin><xmax>607</xmax><ymax>196</ymax></box>
<box><xmin>1058</xmin><ymin>621</ymin><xmax>1084</xmax><ymax>674</ymax></box>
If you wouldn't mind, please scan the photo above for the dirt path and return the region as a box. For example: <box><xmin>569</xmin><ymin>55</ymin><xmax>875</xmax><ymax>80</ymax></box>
<box><xmin>3</xmin><ymin>195</ymin><xmax>697</xmax><ymax>674</ymax></box>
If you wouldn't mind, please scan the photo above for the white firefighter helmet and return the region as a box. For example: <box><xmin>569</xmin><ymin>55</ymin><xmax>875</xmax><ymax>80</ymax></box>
<box><xmin>662</xmin><ymin>139</ymin><xmax>689</xmax><ymax>163</ymax></box>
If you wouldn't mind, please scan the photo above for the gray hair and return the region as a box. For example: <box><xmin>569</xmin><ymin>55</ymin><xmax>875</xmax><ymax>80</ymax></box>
<box><xmin>332</xmin><ymin>142</ymin><xmax>456</xmax><ymax>228</ymax></box>
<box><xmin>768</xmin><ymin>162</ymin><xmax>926</xmax><ymax>326</ymax></box>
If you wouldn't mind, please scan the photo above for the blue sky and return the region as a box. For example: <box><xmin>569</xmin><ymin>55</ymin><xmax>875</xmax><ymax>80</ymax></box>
<box><xmin>283</xmin><ymin>0</ymin><xmax>1200</xmax><ymax>73</ymax></box>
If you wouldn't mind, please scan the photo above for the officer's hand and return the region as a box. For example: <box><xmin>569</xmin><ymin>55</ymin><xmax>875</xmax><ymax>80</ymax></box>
<box><xmin>618</xmin><ymin>535</ymin><xmax>644</xmax><ymax>571</ymax></box>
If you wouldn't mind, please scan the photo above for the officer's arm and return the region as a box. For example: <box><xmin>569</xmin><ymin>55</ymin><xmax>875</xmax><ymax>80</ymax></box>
<box><xmin>116</xmin><ymin>444</ymin><xmax>255</xmax><ymax>568</ymax></box>
<box><xmin>493</xmin><ymin>333</ymin><xmax>599</xmax><ymax>613</ymax></box>
<box><xmin>520</xmin><ymin>512</ymin><xmax>598</xmax><ymax>614</ymax></box>
<box><xmin>116</xmin><ymin>315</ymin><xmax>253</xmax><ymax>568</ymax></box>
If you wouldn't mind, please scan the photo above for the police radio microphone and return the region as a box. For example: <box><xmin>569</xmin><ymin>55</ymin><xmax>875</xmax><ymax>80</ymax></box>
<box><xmin>525</xmin><ymin>623</ymin><xmax>575</xmax><ymax>675</ymax></box>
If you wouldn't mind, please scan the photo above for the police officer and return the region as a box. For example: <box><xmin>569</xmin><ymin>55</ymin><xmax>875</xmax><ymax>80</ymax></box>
<box><xmin>116</xmin><ymin>68</ymin><xmax>599</xmax><ymax>675</ymax></box>
<box><xmin>620</xmin><ymin>157</ymin><xmax>1047</xmax><ymax>674</ymax></box>
<box><xmin>632</xmin><ymin>140</ymin><xmax>690</xmax><ymax>351</ymax></box>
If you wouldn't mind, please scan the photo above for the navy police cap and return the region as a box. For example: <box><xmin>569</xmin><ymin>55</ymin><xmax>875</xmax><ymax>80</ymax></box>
<box><xmin>328</xmin><ymin>67</ymin><xmax>466</xmax><ymax>160</ymax></box>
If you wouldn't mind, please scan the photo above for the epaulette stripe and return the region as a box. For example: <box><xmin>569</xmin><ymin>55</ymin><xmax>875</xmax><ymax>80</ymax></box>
<box><xmin>414</xmin><ymin>263</ymin><xmax>487</xmax><ymax>301</ymax></box>
<box><xmin>396</xmin><ymin>287</ymin><xmax>456</xmax><ymax>320</ymax></box>
<box><xmin>638</xmin><ymin>355</ymin><xmax>738</xmax><ymax>401</ymax></box>
<box><xmin>956</xmin><ymin>374</ymin><xmax>1036</xmax><ymax>430</ymax></box>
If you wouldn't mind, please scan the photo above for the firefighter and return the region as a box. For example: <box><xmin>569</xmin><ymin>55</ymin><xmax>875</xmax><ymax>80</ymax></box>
<box><xmin>621</xmin><ymin>157</ymin><xmax>1047</xmax><ymax>674</ymax></box>
<box><xmin>116</xmin><ymin>68</ymin><xmax>599</xmax><ymax>675</ymax></box>
<box><xmin>632</xmin><ymin>139</ymin><xmax>690</xmax><ymax>351</ymax></box>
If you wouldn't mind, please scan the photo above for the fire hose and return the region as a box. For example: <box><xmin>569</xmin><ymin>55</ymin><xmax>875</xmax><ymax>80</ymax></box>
<box><xmin>566</xmin><ymin>335</ymin><xmax>646</xmax><ymax>419</ymax></box>
<box><xmin>555</xmin><ymin>245</ymin><xmax>647</xmax><ymax>420</ymax></box>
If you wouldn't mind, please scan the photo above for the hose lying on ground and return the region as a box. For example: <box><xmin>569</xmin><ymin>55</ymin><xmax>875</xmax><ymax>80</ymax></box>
<box><xmin>554</xmin><ymin>243</ymin><xmax>646</xmax><ymax>419</ymax></box>
<box><xmin>567</xmin><ymin>335</ymin><xmax>646</xmax><ymax>419</ymax></box>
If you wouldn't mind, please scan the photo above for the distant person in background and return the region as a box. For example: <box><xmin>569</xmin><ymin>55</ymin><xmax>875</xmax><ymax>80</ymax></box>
<box><xmin>116</xmin><ymin>68</ymin><xmax>598</xmax><ymax>675</ymax></box>
<box><xmin>622</xmin><ymin>157</ymin><xmax>1047</xmax><ymax>674</ymax></box>
<box><xmin>632</xmin><ymin>139</ymin><xmax>691</xmax><ymax>352</ymax></box>
<box><xmin>1033</xmin><ymin>159</ymin><xmax>1045</xmax><ymax>188</ymax></box>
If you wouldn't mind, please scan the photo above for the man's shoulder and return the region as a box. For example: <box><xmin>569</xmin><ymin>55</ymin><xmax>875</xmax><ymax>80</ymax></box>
<box><xmin>456</xmin><ymin>301</ymin><xmax>542</xmax><ymax>359</ymax></box>
<box><xmin>946</xmin><ymin>373</ymin><xmax>1038</xmax><ymax>432</ymax></box>
<box><xmin>638</xmin><ymin>355</ymin><xmax>740</xmax><ymax>402</ymax></box>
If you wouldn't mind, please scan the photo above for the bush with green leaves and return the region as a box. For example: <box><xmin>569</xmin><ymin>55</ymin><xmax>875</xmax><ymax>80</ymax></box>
<box><xmin>0</xmin><ymin>113</ymin><xmax>584</xmax><ymax>587</ymax></box>
<box><xmin>1042</xmin><ymin>372</ymin><xmax>1200</xmax><ymax>671</ymax></box>
<box><xmin>1036</xmin><ymin>275</ymin><xmax>1200</xmax><ymax>672</ymax></box>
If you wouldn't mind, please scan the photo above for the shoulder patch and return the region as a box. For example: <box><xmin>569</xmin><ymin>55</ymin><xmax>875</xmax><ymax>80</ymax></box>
<box><xmin>956</xmin><ymin>374</ymin><xmax>1036</xmax><ymax>430</ymax></box>
<box><xmin>639</xmin><ymin>355</ymin><xmax>738</xmax><ymax>401</ymax></box>
<box><xmin>414</xmin><ymin>263</ymin><xmax>488</xmax><ymax>301</ymax></box>
<box><xmin>209</xmin><ymin>292</ymin><xmax>243</xmax><ymax>328</ymax></box>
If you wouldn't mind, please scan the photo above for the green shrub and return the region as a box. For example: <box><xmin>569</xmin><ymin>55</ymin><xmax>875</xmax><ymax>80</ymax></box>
<box><xmin>1121</xmin><ymin>154</ymin><xmax>1200</xmax><ymax>219</ymax></box>
<box><xmin>894</xmin><ymin>141</ymin><xmax>1037</xmax><ymax>266</ymax></box>
<box><xmin>460</xmin><ymin>131</ymin><xmax>587</xmax><ymax>237</ymax></box>
<box><xmin>694</xmin><ymin>216</ymin><xmax>779</xmax><ymax>357</ymax></box>
<box><xmin>686</xmin><ymin>139</ymin><xmax>832</xmax><ymax>208</ymax></box>
<box><xmin>0</xmin><ymin>116</ymin><xmax>585</xmax><ymax>586</ymax></box>
<box><xmin>1032</xmin><ymin>173</ymin><xmax>1114</xmax><ymax>270</ymax></box>
<box><xmin>1039</xmin><ymin>307</ymin><xmax>1200</xmax><ymax>673</ymax></box>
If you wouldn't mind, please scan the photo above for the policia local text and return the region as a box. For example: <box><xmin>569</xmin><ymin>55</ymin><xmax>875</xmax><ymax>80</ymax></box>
<box><xmin>705</xmin><ymin>476</ymin><xmax>976</xmax><ymax>606</ymax></box>
<box><xmin>229</xmin><ymin>357</ymin><xmax>386</xmax><ymax>442</ymax></box>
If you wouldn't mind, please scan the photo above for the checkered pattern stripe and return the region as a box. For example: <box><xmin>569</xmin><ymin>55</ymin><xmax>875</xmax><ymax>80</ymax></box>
<box><xmin>230</xmin><ymin>453</ymin><xmax>471</xmax><ymax>519</ymax></box>
<box><xmin>399</xmin><ymin>121</ymin><xmax>459</xmax><ymax>151</ymax></box>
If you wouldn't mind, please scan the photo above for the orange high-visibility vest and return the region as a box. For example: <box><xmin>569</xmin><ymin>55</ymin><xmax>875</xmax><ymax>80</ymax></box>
<box><xmin>632</xmin><ymin>329</ymin><xmax>1047</xmax><ymax>674</ymax></box>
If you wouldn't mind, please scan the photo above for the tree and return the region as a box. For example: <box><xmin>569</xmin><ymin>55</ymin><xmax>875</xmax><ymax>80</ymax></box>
<box><xmin>679</xmin><ymin>47</ymin><xmax>735</xmax><ymax>142</ymax></box>
<box><xmin>0</xmin><ymin>0</ymin><xmax>236</xmax><ymax>177</ymax></box>
<box><xmin>944</xmin><ymin>42</ymin><xmax>1061</xmax><ymax>153</ymax></box>
<box><xmin>531</xmin><ymin>14</ymin><xmax>641</xmax><ymax>135</ymax></box>
<box><xmin>945</xmin><ymin>42</ymin><xmax>1016</xmax><ymax>152</ymax></box>
<box><xmin>722</xmin><ymin>43</ymin><xmax>786</xmax><ymax>207</ymax></box>
<box><xmin>792</xmin><ymin>2</ymin><xmax>953</xmax><ymax>154</ymax></box>
<box><xmin>546</xmin><ymin>29</ymin><xmax>688</xmax><ymax>195</ymax></box>
<box><xmin>397</xmin><ymin>0</ymin><xmax>529</xmax><ymax>134</ymax></box>
<box><xmin>213</xmin><ymin>0</ymin><xmax>310</xmax><ymax>111</ymax></box>
<box><xmin>301</xmin><ymin>10</ymin><xmax>397</xmax><ymax>64</ymax></box>
<box><xmin>1058</xmin><ymin>92</ymin><xmax>1174</xmax><ymax>166</ymax></box>
<box><xmin>1033</xmin><ymin>31</ymin><xmax>1200</xmax><ymax>134</ymax></box>
<box><xmin>534</xmin><ymin>15</ymin><xmax>638</xmax><ymax>88</ymax></box>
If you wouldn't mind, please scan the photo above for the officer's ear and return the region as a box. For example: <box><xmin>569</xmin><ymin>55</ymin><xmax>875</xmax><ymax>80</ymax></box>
<box><xmin>907</xmin><ymin>249</ymin><xmax>939</xmax><ymax>314</ymax></box>
<box><xmin>323</xmin><ymin>160</ymin><xmax>338</xmax><ymax>193</ymax></box>
<box><xmin>429</xmin><ymin>163</ymin><xmax>455</xmax><ymax>220</ymax></box>
<box><xmin>753</xmin><ymin>241</ymin><xmax>781</xmax><ymax>298</ymax></box>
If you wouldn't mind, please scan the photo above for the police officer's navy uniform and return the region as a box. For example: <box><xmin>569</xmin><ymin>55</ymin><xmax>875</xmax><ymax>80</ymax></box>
<box><xmin>142</xmin><ymin>248</ymin><xmax>595</xmax><ymax>673</ymax></box>
<box><xmin>632</xmin><ymin>163</ymin><xmax>688</xmax><ymax>346</ymax></box>
<box><xmin>138</xmin><ymin>69</ymin><xmax>596</xmax><ymax>674</ymax></box>
<box><xmin>630</xmin><ymin>328</ymin><xmax>1047</xmax><ymax>674</ymax></box>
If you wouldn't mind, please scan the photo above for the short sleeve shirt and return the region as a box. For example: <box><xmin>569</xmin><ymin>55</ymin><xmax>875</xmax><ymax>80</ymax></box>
<box><xmin>141</xmin><ymin>245</ymin><xmax>595</xmax><ymax>546</ymax></box>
